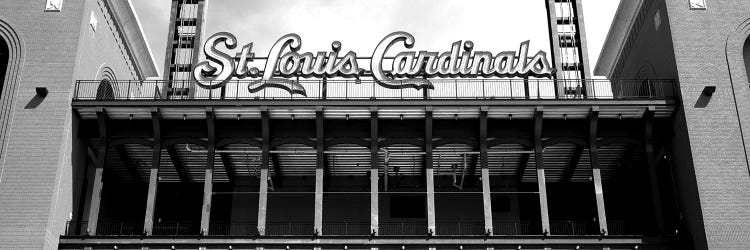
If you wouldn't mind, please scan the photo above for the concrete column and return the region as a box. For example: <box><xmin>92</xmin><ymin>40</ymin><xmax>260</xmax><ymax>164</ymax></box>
<box><xmin>370</xmin><ymin>109</ymin><xmax>379</xmax><ymax>236</ymax></box>
<box><xmin>315</xmin><ymin>107</ymin><xmax>325</xmax><ymax>235</ymax></box>
<box><xmin>371</xmin><ymin>168</ymin><xmax>379</xmax><ymax>236</ymax></box>
<box><xmin>482</xmin><ymin>167</ymin><xmax>493</xmax><ymax>235</ymax></box>
<box><xmin>86</xmin><ymin>166</ymin><xmax>104</xmax><ymax>235</ymax></box>
<box><xmin>536</xmin><ymin>168</ymin><xmax>550</xmax><ymax>235</ymax></box>
<box><xmin>87</xmin><ymin>110</ymin><xmax>108</xmax><ymax>235</ymax></box>
<box><xmin>590</xmin><ymin>108</ymin><xmax>608</xmax><ymax>235</ymax></box>
<box><xmin>479</xmin><ymin>107</ymin><xmax>492</xmax><ymax>235</ymax></box>
<box><xmin>593</xmin><ymin>168</ymin><xmax>608</xmax><ymax>235</ymax></box>
<box><xmin>201</xmin><ymin>109</ymin><xmax>216</xmax><ymax>235</ymax></box>
<box><xmin>143</xmin><ymin>167</ymin><xmax>159</xmax><ymax>235</ymax></box>
<box><xmin>257</xmin><ymin>107</ymin><xmax>270</xmax><ymax>236</ymax></box>
<box><xmin>257</xmin><ymin>167</ymin><xmax>269</xmax><ymax>235</ymax></box>
<box><xmin>200</xmin><ymin>167</ymin><xmax>213</xmax><ymax>235</ymax></box>
<box><xmin>534</xmin><ymin>108</ymin><xmax>550</xmax><ymax>235</ymax></box>
<box><xmin>314</xmin><ymin>167</ymin><xmax>324</xmax><ymax>235</ymax></box>
<box><xmin>644</xmin><ymin>109</ymin><xmax>665</xmax><ymax>234</ymax></box>
<box><xmin>426</xmin><ymin>167</ymin><xmax>436</xmax><ymax>235</ymax></box>
<box><xmin>145</xmin><ymin>109</ymin><xmax>161</xmax><ymax>235</ymax></box>
<box><xmin>425</xmin><ymin>108</ymin><xmax>435</xmax><ymax>235</ymax></box>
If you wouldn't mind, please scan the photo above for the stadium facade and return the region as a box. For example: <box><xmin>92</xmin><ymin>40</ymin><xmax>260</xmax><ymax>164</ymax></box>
<box><xmin>0</xmin><ymin>0</ymin><xmax>748</xmax><ymax>249</ymax></box>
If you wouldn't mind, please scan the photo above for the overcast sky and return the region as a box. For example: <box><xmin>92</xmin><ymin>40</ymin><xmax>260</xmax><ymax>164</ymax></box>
<box><xmin>131</xmin><ymin>0</ymin><xmax>620</xmax><ymax>77</ymax></box>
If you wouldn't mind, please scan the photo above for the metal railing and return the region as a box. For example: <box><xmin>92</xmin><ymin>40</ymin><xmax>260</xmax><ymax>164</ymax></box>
<box><xmin>64</xmin><ymin>221</ymin><xmax>142</xmax><ymax>236</ymax></box>
<box><xmin>550</xmin><ymin>221</ymin><xmax>600</xmax><ymax>235</ymax></box>
<box><xmin>63</xmin><ymin>220</ymin><xmax>643</xmax><ymax>237</ymax></box>
<box><xmin>72</xmin><ymin>79</ymin><xmax>675</xmax><ymax>101</ymax></box>
<box><xmin>379</xmin><ymin>221</ymin><xmax>429</xmax><ymax>236</ymax></box>
<box><xmin>436</xmin><ymin>221</ymin><xmax>485</xmax><ymax>235</ymax></box>
<box><xmin>265</xmin><ymin>221</ymin><xmax>314</xmax><ymax>236</ymax></box>
<box><xmin>322</xmin><ymin>222</ymin><xmax>371</xmax><ymax>235</ymax></box>
<box><xmin>492</xmin><ymin>221</ymin><xmax>540</xmax><ymax>235</ymax></box>
<box><xmin>607</xmin><ymin>221</ymin><xmax>641</xmax><ymax>235</ymax></box>
<box><xmin>208</xmin><ymin>222</ymin><xmax>258</xmax><ymax>236</ymax></box>
<box><xmin>152</xmin><ymin>221</ymin><xmax>199</xmax><ymax>236</ymax></box>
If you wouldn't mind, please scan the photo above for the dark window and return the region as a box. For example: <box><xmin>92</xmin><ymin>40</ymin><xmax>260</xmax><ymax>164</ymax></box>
<box><xmin>390</xmin><ymin>195</ymin><xmax>426</xmax><ymax>218</ymax></box>
<box><xmin>744</xmin><ymin>37</ymin><xmax>750</xmax><ymax>83</ymax></box>
<box><xmin>96</xmin><ymin>79</ymin><xmax>114</xmax><ymax>100</ymax></box>
<box><xmin>0</xmin><ymin>37</ymin><xmax>8</xmax><ymax>97</ymax></box>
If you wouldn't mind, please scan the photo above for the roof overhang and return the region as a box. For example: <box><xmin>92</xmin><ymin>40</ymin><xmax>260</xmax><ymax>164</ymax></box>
<box><xmin>593</xmin><ymin>0</ymin><xmax>645</xmax><ymax>78</ymax></box>
<box><xmin>104</xmin><ymin>0</ymin><xmax>159</xmax><ymax>79</ymax></box>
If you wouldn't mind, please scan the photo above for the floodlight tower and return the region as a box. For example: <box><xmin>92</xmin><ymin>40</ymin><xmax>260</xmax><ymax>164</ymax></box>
<box><xmin>161</xmin><ymin>0</ymin><xmax>208</xmax><ymax>99</ymax></box>
<box><xmin>546</xmin><ymin>0</ymin><xmax>593</xmax><ymax>97</ymax></box>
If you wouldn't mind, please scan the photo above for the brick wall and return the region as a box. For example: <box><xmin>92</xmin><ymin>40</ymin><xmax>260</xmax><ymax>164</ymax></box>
<box><xmin>0</xmin><ymin>1</ymin><xmax>143</xmax><ymax>249</ymax></box>
<box><xmin>663</xmin><ymin>0</ymin><xmax>750</xmax><ymax>249</ymax></box>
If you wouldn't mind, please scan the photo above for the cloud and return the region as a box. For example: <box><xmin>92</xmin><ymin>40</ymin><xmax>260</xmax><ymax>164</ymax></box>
<box><xmin>131</xmin><ymin>0</ymin><xmax>620</xmax><ymax>78</ymax></box>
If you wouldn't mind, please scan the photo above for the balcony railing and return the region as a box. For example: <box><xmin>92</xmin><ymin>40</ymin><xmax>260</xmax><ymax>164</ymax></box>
<box><xmin>379</xmin><ymin>221</ymin><xmax>429</xmax><ymax>236</ymax></box>
<box><xmin>65</xmin><ymin>221</ymin><xmax>142</xmax><ymax>236</ymax></box>
<box><xmin>152</xmin><ymin>221</ymin><xmax>199</xmax><ymax>236</ymax></box>
<box><xmin>492</xmin><ymin>221</ymin><xmax>541</xmax><ymax>235</ymax></box>
<box><xmin>72</xmin><ymin>79</ymin><xmax>675</xmax><ymax>101</ymax></box>
<box><xmin>63</xmin><ymin>220</ymin><xmax>643</xmax><ymax>236</ymax></box>
<box><xmin>322</xmin><ymin>222</ymin><xmax>371</xmax><ymax>236</ymax></box>
<box><xmin>265</xmin><ymin>221</ymin><xmax>314</xmax><ymax>236</ymax></box>
<box><xmin>208</xmin><ymin>222</ymin><xmax>258</xmax><ymax>236</ymax></box>
<box><xmin>436</xmin><ymin>221</ymin><xmax>485</xmax><ymax>235</ymax></box>
<box><xmin>550</xmin><ymin>221</ymin><xmax>601</xmax><ymax>235</ymax></box>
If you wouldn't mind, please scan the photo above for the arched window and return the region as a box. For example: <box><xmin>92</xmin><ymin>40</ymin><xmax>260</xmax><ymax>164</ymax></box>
<box><xmin>95</xmin><ymin>66</ymin><xmax>117</xmax><ymax>100</ymax></box>
<box><xmin>96</xmin><ymin>79</ymin><xmax>114</xmax><ymax>100</ymax></box>
<box><xmin>743</xmin><ymin>37</ymin><xmax>750</xmax><ymax>83</ymax></box>
<box><xmin>0</xmin><ymin>36</ymin><xmax>8</xmax><ymax>98</ymax></box>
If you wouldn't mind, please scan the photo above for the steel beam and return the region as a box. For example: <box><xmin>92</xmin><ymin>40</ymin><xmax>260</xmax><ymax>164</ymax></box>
<box><xmin>166</xmin><ymin>145</ymin><xmax>191</xmax><ymax>182</ymax></box>
<box><xmin>644</xmin><ymin>106</ymin><xmax>665</xmax><ymax>233</ymax></box>
<box><xmin>574</xmin><ymin>0</ymin><xmax>593</xmax><ymax>80</ymax></box>
<box><xmin>534</xmin><ymin>107</ymin><xmax>550</xmax><ymax>235</ymax></box>
<box><xmin>545</xmin><ymin>0</ymin><xmax>564</xmax><ymax>86</ymax></box>
<box><xmin>257</xmin><ymin>107</ymin><xmax>270</xmax><ymax>236</ymax></box>
<box><xmin>315</xmin><ymin>107</ymin><xmax>325</xmax><ymax>235</ymax></box>
<box><xmin>370</xmin><ymin>108</ymin><xmax>379</xmax><ymax>236</ymax></box>
<box><xmin>425</xmin><ymin>106</ymin><xmax>435</xmax><ymax>235</ymax></box>
<box><xmin>87</xmin><ymin>109</ymin><xmax>108</xmax><ymax>235</ymax></box>
<box><xmin>563</xmin><ymin>146</ymin><xmax>584</xmax><ymax>182</ymax></box>
<box><xmin>115</xmin><ymin>145</ymin><xmax>142</xmax><ymax>182</ymax></box>
<box><xmin>143</xmin><ymin>108</ymin><xmax>161</xmax><ymax>235</ymax></box>
<box><xmin>219</xmin><ymin>153</ymin><xmax>236</xmax><ymax>183</ymax></box>
<box><xmin>480</xmin><ymin>107</ymin><xmax>493</xmax><ymax>235</ymax></box>
<box><xmin>200</xmin><ymin>109</ymin><xmax>216</xmax><ymax>235</ymax></box>
<box><xmin>270</xmin><ymin>153</ymin><xmax>283</xmax><ymax>188</ymax></box>
<box><xmin>589</xmin><ymin>107</ymin><xmax>608</xmax><ymax>235</ymax></box>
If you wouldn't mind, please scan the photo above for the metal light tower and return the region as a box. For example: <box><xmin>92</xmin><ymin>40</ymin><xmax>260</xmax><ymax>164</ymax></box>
<box><xmin>161</xmin><ymin>0</ymin><xmax>208</xmax><ymax>99</ymax></box>
<box><xmin>546</xmin><ymin>0</ymin><xmax>593</xmax><ymax>97</ymax></box>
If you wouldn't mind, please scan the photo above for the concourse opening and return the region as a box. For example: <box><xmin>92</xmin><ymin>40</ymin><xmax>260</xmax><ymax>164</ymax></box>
<box><xmin>95</xmin><ymin>144</ymin><xmax>150</xmax><ymax>236</ymax></box>
<box><xmin>488</xmin><ymin>143</ymin><xmax>543</xmax><ymax>235</ymax></box>
<box><xmin>265</xmin><ymin>144</ymin><xmax>317</xmax><ymax>236</ymax></box>
<box><xmin>379</xmin><ymin>144</ymin><xmax>429</xmax><ymax>236</ymax></box>
<box><xmin>321</xmin><ymin>144</ymin><xmax>371</xmax><ymax>236</ymax></box>
<box><xmin>208</xmin><ymin>144</ymin><xmax>261</xmax><ymax>236</ymax></box>
<box><xmin>544</xmin><ymin>143</ymin><xmax>600</xmax><ymax>236</ymax></box>
<box><xmin>152</xmin><ymin>143</ymin><xmax>206</xmax><ymax>236</ymax></box>
<box><xmin>433</xmin><ymin>144</ymin><xmax>485</xmax><ymax>236</ymax></box>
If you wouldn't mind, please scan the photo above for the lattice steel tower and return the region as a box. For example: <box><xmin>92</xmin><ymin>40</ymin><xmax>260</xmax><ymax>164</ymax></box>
<box><xmin>545</xmin><ymin>0</ymin><xmax>593</xmax><ymax>97</ymax></box>
<box><xmin>161</xmin><ymin>0</ymin><xmax>208</xmax><ymax>99</ymax></box>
